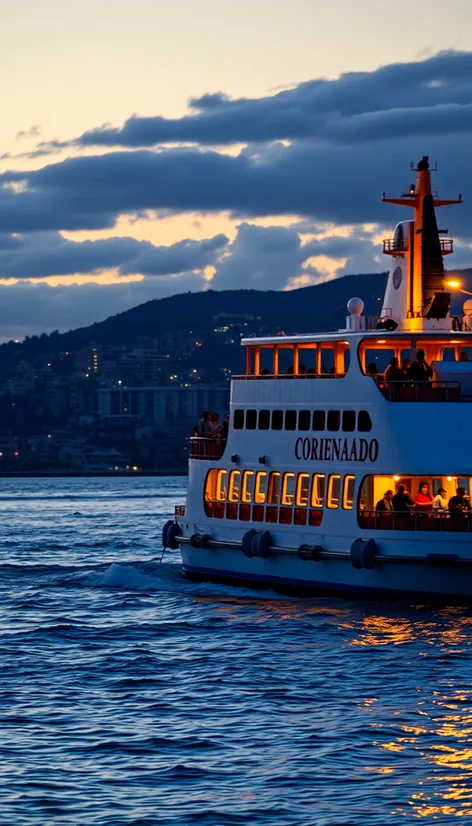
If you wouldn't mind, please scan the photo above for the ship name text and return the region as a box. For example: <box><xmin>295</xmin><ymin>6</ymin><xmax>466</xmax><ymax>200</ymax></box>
<box><xmin>295</xmin><ymin>437</ymin><xmax>379</xmax><ymax>463</ymax></box>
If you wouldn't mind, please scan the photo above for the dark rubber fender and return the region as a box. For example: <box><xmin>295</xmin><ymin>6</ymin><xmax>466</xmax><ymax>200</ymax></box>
<box><xmin>242</xmin><ymin>529</ymin><xmax>258</xmax><ymax>558</ymax></box>
<box><xmin>163</xmin><ymin>521</ymin><xmax>180</xmax><ymax>550</ymax></box>
<box><xmin>253</xmin><ymin>530</ymin><xmax>273</xmax><ymax>559</ymax></box>
<box><xmin>350</xmin><ymin>538</ymin><xmax>377</xmax><ymax>570</ymax></box>
<box><xmin>298</xmin><ymin>544</ymin><xmax>323</xmax><ymax>561</ymax></box>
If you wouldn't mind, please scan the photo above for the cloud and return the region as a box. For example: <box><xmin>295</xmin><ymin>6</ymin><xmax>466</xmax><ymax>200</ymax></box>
<box><xmin>1</xmin><ymin>134</ymin><xmax>470</xmax><ymax>238</ymax></box>
<box><xmin>16</xmin><ymin>125</ymin><xmax>41</xmax><ymax>141</ymax></box>
<box><xmin>53</xmin><ymin>51</ymin><xmax>472</xmax><ymax>149</ymax></box>
<box><xmin>211</xmin><ymin>223</ymin><xmax>377</xmax><ymax>290</ymax></box>
<box><xmin>0</xmin><ymin>231</ymin><xmax>228</xmax><ymax>279</ymax></box>
<box><xmin>0</xmin><ymin>275</ymin><xmax>207</xmax><ymax>340</ymax></box>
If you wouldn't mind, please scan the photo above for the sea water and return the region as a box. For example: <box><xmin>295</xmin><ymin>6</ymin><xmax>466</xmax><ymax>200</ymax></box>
<box><xmin>1</xmin><ymin>476</ymin><xmax>471</xmax><ymax>825</ymax></box>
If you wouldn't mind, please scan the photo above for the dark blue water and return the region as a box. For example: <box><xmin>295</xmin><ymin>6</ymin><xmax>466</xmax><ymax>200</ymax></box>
<box><xmin>2</xmin><ymin>477</ymin><xmax>472</xmax><ymax>825</ymax></box>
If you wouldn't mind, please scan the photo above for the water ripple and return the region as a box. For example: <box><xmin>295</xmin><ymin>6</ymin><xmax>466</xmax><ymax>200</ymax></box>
<box><xmin>0</xmin><ymin>476</ymin><xmax>471</xmax><ymax>825</ymax></box>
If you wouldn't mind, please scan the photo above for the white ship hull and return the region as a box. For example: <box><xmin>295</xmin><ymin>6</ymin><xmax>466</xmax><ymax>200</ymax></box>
<box><xmin>178</xmin><ymin>530</ymin><xmax>472</xmax><ymax>601</ymax></box>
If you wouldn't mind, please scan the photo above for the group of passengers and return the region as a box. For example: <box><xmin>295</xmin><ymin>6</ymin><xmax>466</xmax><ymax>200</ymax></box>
<box><xmin>376</xmin><ymin>481</ymin><xmax>471</xmax><ymax>515</ymax></box>
<box><xmin>194</xmin><ymin>411</ymin><xmax>229</xmax><ymax>440</ymax></box>
<box><xmin>367</xmin><ymin>350</ymin><xmax>434</xmax><ymax>386</ymax></box>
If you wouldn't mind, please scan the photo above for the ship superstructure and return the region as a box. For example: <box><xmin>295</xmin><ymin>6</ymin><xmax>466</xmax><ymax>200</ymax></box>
<box><xmin>163</xmin><ymin>157</ymin><xmax>472</xmax><ymax>601</ymax></box>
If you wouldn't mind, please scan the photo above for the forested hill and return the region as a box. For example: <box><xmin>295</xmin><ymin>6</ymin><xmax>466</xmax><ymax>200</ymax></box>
<box><xmin>12</xmin><ymin>272</ymin><xmax>390</xmax><ymax>358</ymax></box>
<box><xmin>3</xmin><ymin>267</ymin><xmax>472</xmax><ymax>363</ymax></box>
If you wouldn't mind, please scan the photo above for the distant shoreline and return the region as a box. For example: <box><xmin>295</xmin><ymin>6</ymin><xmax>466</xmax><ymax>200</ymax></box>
<box><xmin>0</xmin><ymin>470</ymin><xmax>187</xmax><ymax>478</ymax></box>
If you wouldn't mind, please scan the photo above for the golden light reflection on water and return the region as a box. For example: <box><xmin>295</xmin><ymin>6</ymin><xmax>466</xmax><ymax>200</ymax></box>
<box><xmin>199</xmin><ymin>593</ymin><xmax>472</xmax><ymax>817</ymax></box>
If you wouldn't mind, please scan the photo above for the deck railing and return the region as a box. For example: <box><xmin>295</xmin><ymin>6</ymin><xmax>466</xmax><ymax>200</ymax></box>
<box><xmin>382</xmin><ymin>237</ymin><xmax>453</xmax><ymax>255</ymax></box>
<box><xmin>188</xmin><ymin>437</ymin><xmax>227</xmax><ymax>460</ymax></box>
<box><xmin>232</xmin><ymin>373</ymin><xmax>345</xmax><ymax>381</ymax></box>
<box><xmin>377</xmin><ymin>380</ymin><xmax>461</xmax><ymax>402</ymax></box>
<box><xmin>359</xmin><ymin>509</ymin><xmax>472</xmax><ymax>533</ymax></box>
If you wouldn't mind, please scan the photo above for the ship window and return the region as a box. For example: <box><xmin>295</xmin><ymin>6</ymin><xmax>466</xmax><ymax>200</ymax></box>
<box><xmin>285</xmin><ymin>410</ymin><xmax>297</xmax><ymax>430</ymax></box>
<box><xmin>312</xmin><ymin>410</ymin><xmax>325</xmax><ymax>431</ymax></box>
<box><xmin>342</xmin><ymin>410</ymin><xmax>356</xmax><ymax>432</ymax></box>
<box><xmin>204</xmin><ymin>469</ymin><xmax>218</xmax><ymax>506</ymax></box>
<box><xmin>267</xmin><ymin>472</ymin><xmax>281</xmax><ymax>505</ymax></box>
<box><xmin>298</xmin><ymin>410</ymin><xmax>311</xmax><ymax>431</ymax></box>
<box><xmin>233</xmin><ymin>409</ymin><xmax>244</xmax><ymax>430</ymax></box>
<box><xmin>216</xmin><ymin>469</ymin><xmax>228</xmax><ymax>501</ymax></box>
<box><xmin>254</xmin><ymin>471</ymin><xmax>268</xmax><ymax>504</ymax></box>
<box><xmin>241</xmin><ymin>471</ymin><xmax>255</xmax><ymax>503</ymax></box>
<box><xmin>228</xmin><ymin>470</ymin><xmax>241</xmax><ymax>502</ymax></box>
<box><xmin>246</xmin><ymin>410</ymin><xmax>257</xmax><ymax>430</ymax></box>
<box><xmin>281</xmin><ymin>473</ymin><xmax>296</xmax><ymax>506</ymax></box>
<box><xmin>272</xmin><ymin>410</ymin><xmax>283</xmax><ymax>430</ymax></box>
<box><xmin>358</xmin><ymin>411</ymin><xmax>372</xmax><ymax>432</ymax></box>
<box><xmin>296</xmin><ymin>473</ymin><xmax>310</xmax><ymax>507</ymax></box>
<box><xmin>259</xmin><ymin>409</ymin><xmax>270</xmax><ymax>430</ymax></box>
<box><xmin>343</xmin><ymin>475</ymin><xmax>355</xmax><ymax>510</ymax></box>
<box><xmin>311</xmin><ymin>474</ymin><xmax>325</xmax><ymax>508</ymax></box>
<box><xmin>327</xmin><ymin>410</ymin><xmax>340</xmax><ymax>432</ymax></box>
<box><xmin>327</xmin><ymin>474</ymin><xmax>341</xmax><ymax>508</ymax></box>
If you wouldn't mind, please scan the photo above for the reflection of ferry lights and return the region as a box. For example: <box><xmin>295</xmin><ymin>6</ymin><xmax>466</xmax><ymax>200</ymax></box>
<box><xmin>164</xmin><ymin>156</ymin><xmax>472</xmax><ymax>602</ymax></box>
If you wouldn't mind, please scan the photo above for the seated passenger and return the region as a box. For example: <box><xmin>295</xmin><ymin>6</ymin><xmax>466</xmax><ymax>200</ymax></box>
<box><xmin>460</xmin><ymin>352</ymin><xmax>469</xmax><ymax>362</ymax></box>
<box><xmin>448</xmin><ymin>487</ymin><xmax>471</xmax><ymax>514</ymax></box>
<box><xmin>392</xmin><ymin>484</ymin><xmax>415</xmax><ymax>513</ymax></box>
<box><xmin>414</xmin><ymin>480</ymin><xmax>433</xmax><ymax>511</ymax></box>
<box><xmin>376</xmin><ymin>490</ymin><xmax>394</xmax><ymax>512</ymax></box>
<box><xmin>432</xmin><ymin>487</ymin><xmax>448</xmax><ymax>513</ymax></box>
<box><xmin>408</xmin><ymin>350</ymin><xmax>433</xmax><ymax>384</ymax></box>
<box><xmin>385</xmin><ymin>357</ymin><xmax>404</xmax><ymax>384</ymax></box>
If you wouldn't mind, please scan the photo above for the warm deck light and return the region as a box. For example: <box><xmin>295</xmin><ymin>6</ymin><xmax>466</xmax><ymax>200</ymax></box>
<box><xmin>394</xmin><ymin>475</ymin><xmax>400</xmax><ymax>481</ymax></box>
<box><xmin>446</xmin><ymin>280</ymin><xmax>461</xmax><ymax>288</ymax></box>
<box><xmin>377</xmin><ymin>339</ymin><xmax>387</xmax><ymax>344</ymax></box>
<box><xmin>447</xmin><ymin>476</ymin><xmax>453</xmax><ymax>482</ymax></box>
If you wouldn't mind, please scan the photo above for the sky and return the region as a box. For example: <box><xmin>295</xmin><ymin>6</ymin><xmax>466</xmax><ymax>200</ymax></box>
<box><xmin>1</xmin><ymin>0</ymin><xmax>472</xmax><ymax>339</ymax></box>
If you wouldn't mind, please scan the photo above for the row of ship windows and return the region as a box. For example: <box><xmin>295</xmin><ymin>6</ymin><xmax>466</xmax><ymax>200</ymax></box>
<box><xmin>233</xmin><ymin>408</ymin><xmax>372</xmax><ymax>433</ymax></box>
<box><xmin>204</xmin><ymin>468</ymin><xmax>355</xmax><ymax>525</ymax></box>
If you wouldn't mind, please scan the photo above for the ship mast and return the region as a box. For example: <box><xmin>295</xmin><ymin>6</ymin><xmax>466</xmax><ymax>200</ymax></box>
<box><xmin>382</xmin><ymin>156</ymin><xmax>462</xmax><ymax>331</ymax></box>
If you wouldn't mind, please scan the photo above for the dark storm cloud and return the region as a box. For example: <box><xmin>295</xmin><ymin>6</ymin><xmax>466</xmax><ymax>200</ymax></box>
<box><xmin>0</xmin><ymin>231</ymin><xmax>228</xmax><ymax>279</ymax></box>
<box><xmin>56</xmin><ymin>51</ymin><xmax>472</xmax><ymax>149</ymax></box>
<box><xmin>1</xmin><ymin>133</ymin><xmax>470</xmax><ymax>236</ymax></box>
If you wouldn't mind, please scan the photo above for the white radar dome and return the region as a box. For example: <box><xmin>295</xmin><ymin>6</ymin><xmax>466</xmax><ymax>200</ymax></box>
<box><xmin>347</xmin><ymin>297</ymin><xmax>364</xmax><ymax>316</ymax></box>
<box><xmin>463</xmin><ymin>299</ymin><xmax>472</xmax><ymax>317</ymax></box>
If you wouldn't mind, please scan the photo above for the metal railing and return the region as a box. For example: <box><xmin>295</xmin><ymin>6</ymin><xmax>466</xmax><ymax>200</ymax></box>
<box><xmin>383</xmin><ymin>238</ymin><xmax>453</xmax><ymax>255</ymax></box>
<box><xmin>188</xmin><ymin>437</ymin><xmax>227</xmax><ymax>460</ymax></box>
<box><xmin>359</xmin><ymin>509</ymin><xmax>472</xmax><ymax>532</ymax></box>
<box><xmin>232</xmin><ymin>373</ymin><xmax>346</xmax><ymax>381</ymax></box>
<box><xmin>376</xmin><ymin>379</ymin><xmax>461</xmax><ymax>402</ymax></box>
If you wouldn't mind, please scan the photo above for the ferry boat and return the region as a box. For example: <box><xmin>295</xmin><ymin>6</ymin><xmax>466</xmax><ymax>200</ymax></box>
<box><xmin>163</xmin><ymin>156</ymin><xmax>472</xmax><ymax>602</ymax></box>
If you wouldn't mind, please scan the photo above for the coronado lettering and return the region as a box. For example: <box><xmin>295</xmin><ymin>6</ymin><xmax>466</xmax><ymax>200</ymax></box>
<box><xmin>295</xmin><ymin>437</ymin><xmax>379</xmax><ymax>463</ymax></box>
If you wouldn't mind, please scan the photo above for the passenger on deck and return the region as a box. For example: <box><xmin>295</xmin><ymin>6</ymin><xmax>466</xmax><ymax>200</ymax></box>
<box><xmin>408</xmin><ymin>350</ymin><xmax>433</xmax><ymax>384</ymax></box>
<box><xmin>448</xmin><ymin>487</ymin><xmax>471</xmax><ymax>514</ymax></box>
<box><xmin>199</xmin><ymin>410</ymin><xmax>212</xmax><ymax>436</ymax></box>
<box><xmin>414</xmin><ymin>480</ymin><xmax>433</xmax><ymax>511</ymax></box>
<box><xmin>392</xmin><ymin>484</ymin><xmax>415</xmax><ymax>513</ymax></box>
<box><xmin>209</xmin><ymin>412</ymin><xmax>221</xmax><ymax>436</ymax></box>
<box><xmin>376</xmin><ymin>490</ymin><xmax>394</xmax><ymax>511</ymax></box>
<box><xmin>432</xmin><ymin>487</ymin><xmax>448</xmax><ymax>513</ymax></box>
<box><xmin>401</xmin><ymin>358</ymin><xmax>411</xmax><ymax>377</ymax></box>
<box><xmin>366</xmin><ymin>362</ymin><xmax>378</xmax><ymax>377</ymax></box>
<box><xmin>460</xmin><ymin>351</ymin><xmax>469</xmax><ymax>362</ymax></box>
<box><xmin>298</xmin><ymin>364</ymin><xmax>307</xmax><ymax>375</ymax></box>
<box><xmin>385</xmin><ymin>357</ymin><xmax>404</xmax><ymax>385</ymax></box>
<box><xmin>219</xmin><ymin>414</ymin><xmax>229</xmax><ymax>440</ymax></box>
